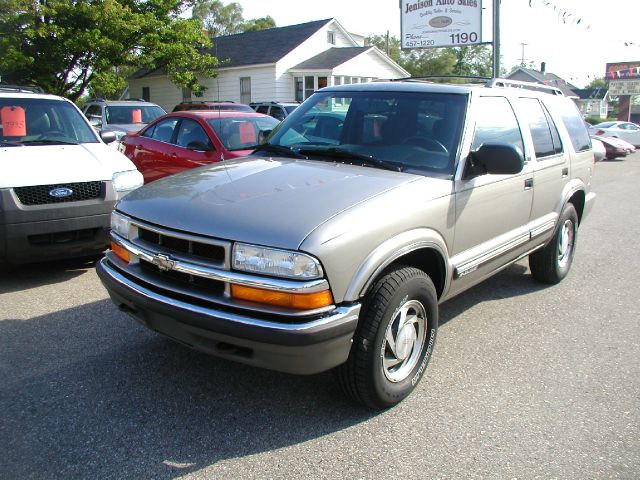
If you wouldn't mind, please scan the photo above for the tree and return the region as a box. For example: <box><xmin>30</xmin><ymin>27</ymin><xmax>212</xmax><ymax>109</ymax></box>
<box><xmin>192</xmin><ymin>0</ymin><xmax>276</xmax><ymax>36</ymax></box>
<box><xmin>0</xmin><ymin>0</ymin><xmax>218</xmax><ymax>100</ymax></box>
<box><xmin>242</xmin><ymin>15</ymin><xmax>276</xmax><ymax>33</ymax></box>
<box><xmin>192</xmin><ymin>0</ymin><xmax>243</xmax><ymax>36</ymax></box>
<box><xmin>585</xmin><ymin>77</ymin><xmax>607</xmax><ymax>89</ymax></box>
<box><xmin>366</xmin><ymin>34</ymin><xmax>492</xmax><ymax>79</ymax></box>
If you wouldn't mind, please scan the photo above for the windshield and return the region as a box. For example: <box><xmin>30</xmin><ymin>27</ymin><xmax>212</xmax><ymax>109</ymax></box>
<box><xmin>208</xmin><ymin>116</ymin><xmax>280</xmax><ymax>151</ymax></box>
<box><xmin>105</xmin><ymin>105</ymin><xmax>165</xmax><ymax>125</ymax></box>
<box><xmin>267</xmin><ymin>90</ymin><xmax>468</xmax><ymax>176</ymax></box>
<box><xmin>0</xmin><ymin>97</ymin><xmax>98</xmax><ymax>145</ymax></box>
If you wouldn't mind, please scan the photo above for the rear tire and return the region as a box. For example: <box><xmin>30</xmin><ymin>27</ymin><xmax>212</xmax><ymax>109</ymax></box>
<box><xmin>529</xmin><ymin>203</ymin><xmax>578</xmax><ymax>284</ymax></box>
<box><xmin>335</xmin><ymin>266</ymin><xmax>438</xmax><ymax>409</ymax></box>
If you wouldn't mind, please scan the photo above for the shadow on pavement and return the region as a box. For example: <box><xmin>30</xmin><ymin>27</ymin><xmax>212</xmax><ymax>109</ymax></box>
<box><xmin>0</xmin><ymin>261</ymin><xmax>549</xmax><ymax>478</ymax></box>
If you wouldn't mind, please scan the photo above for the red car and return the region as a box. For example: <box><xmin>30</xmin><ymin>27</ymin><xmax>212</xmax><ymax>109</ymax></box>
<box><xmin>118</xmin><ymin>111</ymin><xmax>280</xmax><ymax>183</ymax></box>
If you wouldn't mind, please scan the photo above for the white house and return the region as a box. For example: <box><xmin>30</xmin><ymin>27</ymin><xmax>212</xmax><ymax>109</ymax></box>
<box><xmin>128</xmin><ymin>18</ymin><xmax>409</xmax><ymax>112</ymax></box>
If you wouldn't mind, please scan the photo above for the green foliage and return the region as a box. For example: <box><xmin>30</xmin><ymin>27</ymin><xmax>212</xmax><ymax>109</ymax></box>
<box><xmin>585</xmin><ymin>77</ymin><xmax>608</xmax><ymax>89</ymax></box>
<box><xmin>192</xmin><ymin>0</ymin><xmax>276</xmax><ymax>36</ymax></box>
<box><xmin>0</xmin><ymin>0</ymin><xmax>218</xmax><ymax>100</ymax></box>
<box><xmin>366</xmin><ymin>34</ymin><xmax>492</xmax><ymax>79</ymax></box>
<box><xmin>242</xmin><ymin>16</ymin><xmax>276</xmax><ymax>33</ymax></box>
<box><xmin>192</xmin><ymin>0</ymin><xmax>243</xmax><ymax>36</ymax></box>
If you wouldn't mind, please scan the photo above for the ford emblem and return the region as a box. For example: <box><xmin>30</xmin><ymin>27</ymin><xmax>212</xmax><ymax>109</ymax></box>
<box><xmin>49</xmin><ymin>187</ymin><xmax>73</xmax><ymax>198</ymax></box>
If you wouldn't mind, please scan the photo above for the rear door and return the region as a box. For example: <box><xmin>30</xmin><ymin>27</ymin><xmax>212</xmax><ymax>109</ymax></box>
<box><xmin>515</xmin><ymin>96</ymin><xmax>568</xmax><ymax>242</ymax></box>
<box><xmin>134</xmin><ymin>117</ymin><xmax>179</xmax><ymax>182</ymax></box>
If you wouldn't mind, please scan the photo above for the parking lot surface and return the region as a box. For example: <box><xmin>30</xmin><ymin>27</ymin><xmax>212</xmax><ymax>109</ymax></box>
<box><xmin>2</xmin><ymin>154</ymin><xmax>639</xmax><ymax>479</ymax></box>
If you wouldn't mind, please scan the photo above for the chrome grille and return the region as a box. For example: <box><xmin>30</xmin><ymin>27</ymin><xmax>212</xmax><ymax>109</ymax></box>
<box><xmin>14</xmin><ymin>182</ymin><xmax>102</xmax><ymax>205</ymax></box>
<box><xmin>137</xmin><ymin>225</ymin><xmax>226</xmax><ymax>265</ymax></box>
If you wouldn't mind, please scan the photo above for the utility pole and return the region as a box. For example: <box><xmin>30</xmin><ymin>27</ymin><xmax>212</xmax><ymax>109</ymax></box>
<box><xmin>520</xmin><ymin>43</ymin><xmax>528</xmax><ymax>66</ymax></box>
<box><xmin>492</xmin><ymin>0</ymin><xmax>500</xmax><ymax>77</ymax></box>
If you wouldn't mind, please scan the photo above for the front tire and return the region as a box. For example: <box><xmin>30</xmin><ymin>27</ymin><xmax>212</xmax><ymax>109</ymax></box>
<box><xmin>529</xmin><ymin>203</ymin><xmax>578</xmax><ymax>284</ymax></box>
<box><xmin>335</xmin><ymin>266</ymin><xmax>438</xmax><ymax>409</ymax></box>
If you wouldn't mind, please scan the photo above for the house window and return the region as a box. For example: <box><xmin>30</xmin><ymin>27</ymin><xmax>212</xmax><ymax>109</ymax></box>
<box><xmin>294</xmin><ymin>77</ymin><xmax>303</xmax><ymax>102</ymax></box>
<box><xmin>327</xmin><ymin>31</ymin><xmax>335</xmax><ymax>44</ymax></box>
<box><xmin>142</xmin><ymin>87</ymin><xmax>150</xmax><ymax>102</ymax></box>
<box><xmin>333</xmin><ymin>76</ymin><xmax>342</xmax><ymax>86</ymax></box>
<box><xmin>304</xmin><ymin>76</ymin><xmax>315</xmax><ymax>100</ymax></box>
<box><xmin>318</xmin><ymin>77</ymin><xmax>328</xmax><ymax>89</ymax></box>
<box><xmin>240</xmin><ymin>77</ymin><xmax>251</xmax><ymax>104</ymax></box>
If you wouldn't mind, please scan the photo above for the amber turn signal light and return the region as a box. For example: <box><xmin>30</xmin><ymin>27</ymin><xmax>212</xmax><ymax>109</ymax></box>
<box><xmin>110</xmin><ymin>241</ymin><xmax>130</xmax><ymax>263</ymax></box>
<box><xmin>231</xmin><ymin>284</ymin><xmax>333</xmax><ymax>310</ymax></box>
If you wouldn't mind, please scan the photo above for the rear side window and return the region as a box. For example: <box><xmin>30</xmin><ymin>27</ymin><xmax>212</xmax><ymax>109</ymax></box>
<box><xmin>558</xmin><ymin>100</ymin><xmax>590</xmax><ymax>152</ymax></box>
<box><xmin>471</xmin><ymin>97</ymin><xmax>524</xmax><ymax>154</ymax></box>
<box><xmin>518</xmin><ymin>98</ymin><xmax>563</xmax><ymax>159</ymax></box>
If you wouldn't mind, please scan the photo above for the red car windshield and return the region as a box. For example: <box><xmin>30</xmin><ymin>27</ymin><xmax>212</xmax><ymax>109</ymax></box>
<box><xmin>207</xmin><ymin>116</ymin><xmax>279</xmax><ymax>151</ymax></box>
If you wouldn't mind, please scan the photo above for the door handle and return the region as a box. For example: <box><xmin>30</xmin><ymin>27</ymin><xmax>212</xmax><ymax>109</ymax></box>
<box><xmin>524</xmin><ymin>178</ymin><xmax>534</xmax><ymax>189</ymax></box>
<box><xmin>562</xmin><ymin>167</ymin><xmax>569</xmax><ymax>177</ymax></box>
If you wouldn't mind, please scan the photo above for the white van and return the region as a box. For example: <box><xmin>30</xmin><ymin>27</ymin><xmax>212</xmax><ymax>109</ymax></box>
<box><xmin>0</xmin><ymin>86</ymin><xmax>143</xmax><ymax>267</ymax></box>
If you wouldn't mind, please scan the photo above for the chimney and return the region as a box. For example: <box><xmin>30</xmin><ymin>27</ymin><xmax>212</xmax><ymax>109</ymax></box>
<box><xmin>541</xmin><ymin>62</ymin><xmax>546</xmax><ymax>75</ymax></box>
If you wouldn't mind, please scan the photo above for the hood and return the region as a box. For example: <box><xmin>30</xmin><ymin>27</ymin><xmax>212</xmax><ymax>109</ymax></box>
<box><xmin>0</xmin><ymin>143</ymin><xmax>137</xmax><ymax>188</ymax></box>
<box><xmin>117</xmin><ymin>157</ymin><xmax>422</xmax><ymax>250</ymax></box>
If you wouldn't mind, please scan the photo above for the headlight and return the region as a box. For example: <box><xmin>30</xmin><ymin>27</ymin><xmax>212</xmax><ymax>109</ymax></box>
<box><xmin>232</xmin><ymin>243</ymin><xmax>323</xmax><ymax>279</ymax></box>
<box><xmin>110</xmin><ymin>211</ymin><xmax>131</xmax><ymax>239</ymax></box>
<box><xmin>112</xmin><ymin>170</ymin><xmax>143</xmax><ymax>192</ymax></box>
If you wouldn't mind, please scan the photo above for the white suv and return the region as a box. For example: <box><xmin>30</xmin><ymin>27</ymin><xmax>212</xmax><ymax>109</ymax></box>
<box><xmin>0</xmin><ymin>85</ymin><xmax>143</xmax><ymax>267</ymax></box>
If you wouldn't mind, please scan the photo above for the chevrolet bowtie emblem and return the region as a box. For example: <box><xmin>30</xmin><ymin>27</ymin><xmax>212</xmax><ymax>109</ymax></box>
<box><xmin>151</xmin><ymin>253</ymin><xmax>176</xmax><ymax>272</ymax></box>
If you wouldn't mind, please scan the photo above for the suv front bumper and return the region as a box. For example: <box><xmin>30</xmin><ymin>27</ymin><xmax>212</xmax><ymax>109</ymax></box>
<box><xmin>96</xmin><ymin>257</ymin><xmax>361</xmax><ymax>375</ymax></box>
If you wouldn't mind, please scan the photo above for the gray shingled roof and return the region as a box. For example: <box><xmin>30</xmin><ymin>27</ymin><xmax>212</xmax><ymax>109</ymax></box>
<box><xmin>208</xmin><ymin>19</ymin><xmax>332</xmax><ymax>68</ymax></box>
<box><xmin>131</xmin><ymin>19</ymin><xmax>333</xmax><ymax>79</ymax></box>
<box><xmin>572</xmin><ymin>88</ymin><xmax>608</xmax><ymax>100</ymax></box>
<box><xmin>291</xmin><ymin>47</ymin><xmax>371</xmax><ymax>70</ymax></box>
<box><xmin>507</xmin><ymin>67</ymin><xmax>578</xmax><ymax>97</ymax></box>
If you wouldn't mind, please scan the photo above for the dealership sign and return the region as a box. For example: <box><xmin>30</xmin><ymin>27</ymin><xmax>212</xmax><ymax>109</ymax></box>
<box><xmin>401</xmin><ymin>0</ymin><xmax>482</xmax><ymax>49</ymax></box>
<box><xmin>609</xmin><ymin>80</ymin><xmax>640</xmax><ymax>96</ymax></box>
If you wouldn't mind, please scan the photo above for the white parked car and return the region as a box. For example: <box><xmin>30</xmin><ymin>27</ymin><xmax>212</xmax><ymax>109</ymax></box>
<box><xmin>588</xmin><ymin>121</ymin><xmax>640</xmax><ymax>146</ymax></box>
<box><xmin>0</xmin><ymin>85</ymin><xmax>143</xmax><ymax>267</ymax></box>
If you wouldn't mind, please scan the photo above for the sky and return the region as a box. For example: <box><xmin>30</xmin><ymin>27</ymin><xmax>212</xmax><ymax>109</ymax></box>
<box><xmin>233</xmin><ymin>0</ymin><xmax>640</xmax><ymax>88</ymax></box>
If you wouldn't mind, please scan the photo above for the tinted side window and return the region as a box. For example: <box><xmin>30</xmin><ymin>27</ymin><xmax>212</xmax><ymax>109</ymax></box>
<box><xmin>558</xmin><ymin>100</ymin><xmax>590</xmax><ymax>152</ymax></box>
<box><xmin>518</xmin><ymin>98</ymin><xmax>562</xmax><ymax>159</ymax></box>
<box><xmin>256</xmin><ymin>105</ymin><xmax>269</xmax><ymax>114</ymax></box>
<box><xmin>471</xmin><ymin>97</ymin><xmax>524</xmax><ymax>154</ymax></box>
<box><xmin>150</xmin><ymin>118</ymin><xmax>178</xmax><ymax>143</ymax></box>
<box><xmin>270</xmin><ymin>107</ymin><xmax>286</xmax><ymax>120</ymax></box>
<box><xmin>176</xmin><ymin>118</ymin><xmax>213</xmax><ymax>150</ymax></box>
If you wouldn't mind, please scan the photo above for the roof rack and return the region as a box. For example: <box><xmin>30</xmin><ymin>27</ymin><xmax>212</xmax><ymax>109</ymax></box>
<box><xmin>388</xmin><ymin>75</ymin><xmax>492</xmax><ymax>84</ymax></box>
<box><xmin>486</xmin><ymin>78</ymin><xmax>564</xmax><ymax>96</ymax></box>
<box><xmin>179</xmin><ymin>100</ymin><xmax>236</xmax><ymax>104</ymax></box>
<box><xmin>0</xmin><ymin>84</ymin><xmax>45</xmax><ymax>94</ymax></box>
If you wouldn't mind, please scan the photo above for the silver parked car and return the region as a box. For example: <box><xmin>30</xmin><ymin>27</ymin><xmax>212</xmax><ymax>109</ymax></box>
<box><xmin>588</xmin><ymin>120</ymin><xmax>640</xmax><ymax>146</ymax></box>
<box><xmin>98</xmin><ymin>78</ymin><xmax>596</xmax><ymax>408</ymax></box>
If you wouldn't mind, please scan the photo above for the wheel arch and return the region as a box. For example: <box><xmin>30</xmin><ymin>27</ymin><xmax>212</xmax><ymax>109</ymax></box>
<box><xmin>342</xmin><ymin>228</ymin><xmax>450</xmax><ymax>303</ymax></box>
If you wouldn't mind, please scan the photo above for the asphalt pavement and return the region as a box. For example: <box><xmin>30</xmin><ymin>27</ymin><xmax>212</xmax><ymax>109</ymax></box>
<box><xmin>1</xmin><ymin>153</ymin><xmax>639</xmax><ymax>479</ymax></box>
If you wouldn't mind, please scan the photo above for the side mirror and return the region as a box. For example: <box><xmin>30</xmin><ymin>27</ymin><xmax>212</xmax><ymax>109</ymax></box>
<box><xmin>100</xmin><ymin>130</ymin><xmax>117</xmax><ymax>144</ymax></box>
<box><xmin>187</xmin><ymin>141</ymin><xmax>213</xmax><ymax>152</ymax></box>
<box><xmin>467</xmin><ymin>143</ymin><xmax>524</xmax><ymax>177</ymax></box>
<box><xmin>258</xmin><ymin>129</ymin><xmax>272</xmax><ymax>145</ymax></box>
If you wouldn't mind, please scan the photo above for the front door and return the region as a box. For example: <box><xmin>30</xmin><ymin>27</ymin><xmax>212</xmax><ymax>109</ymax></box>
<box><xmin>450</xmin><ymin>95</ymin><xmax>533</xmax><ymax>294</ymax></box>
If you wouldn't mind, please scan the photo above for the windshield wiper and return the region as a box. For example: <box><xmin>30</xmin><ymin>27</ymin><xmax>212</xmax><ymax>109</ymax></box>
<box><xmin>0</xmin><ymin>140</ymin><xmax>24</xmax><ymax>147</ymax></box>
<box><xmin>20</xmin><ymin>139</ymin><xmax>79</xmax><ymax>145</ymax></box>
<box><xmin>252</xmin><ymin>143</ymin><xmax>308</xmax><ymax>159</ymax></box>
<box><xmin>296</xmin><ymin>146</ymin><xmax>403</xmax><ymax>172</ymax></box>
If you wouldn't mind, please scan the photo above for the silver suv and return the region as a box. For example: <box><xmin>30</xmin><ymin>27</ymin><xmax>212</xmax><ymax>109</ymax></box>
<box><xmin>82</xmin><ymin>98</ymin><xmax>165</xmax><ymax>142</ymax></box>
<box><xmin>98</xmin><ymin>78</ymin><xmax>596</xmax><ymax>408</ymax></box>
